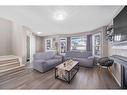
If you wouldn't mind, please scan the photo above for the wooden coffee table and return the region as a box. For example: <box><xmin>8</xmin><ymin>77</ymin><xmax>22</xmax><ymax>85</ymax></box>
<box><xmin>55</xmin><ymin>60</ymin><xmax>79</xmax><ymax>83</ymax></box>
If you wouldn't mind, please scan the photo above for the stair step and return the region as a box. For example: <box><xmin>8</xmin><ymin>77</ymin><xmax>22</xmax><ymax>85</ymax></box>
<box><xmin>0</xmin><ymin>55</ymin><xmax>19</xmax><ymax>65</ymax></box>
<box><xmin>0</xmin><ymin>62</ymin><xmax>20</xmax><ymax>70</ymax></box>
<box><xmin>0</xmin><ymin>55</ymin><xmax>18</xmax><ymax>61</ymax></box>
<box><xmin>0</xmin><ymin>59</ymin><xmax>19</xmax><ymax>65</ymax></box>
<box><xmin>0</xmin><ymin>65</ymin><xmax>25</xmax><ymax>77</ymax></box>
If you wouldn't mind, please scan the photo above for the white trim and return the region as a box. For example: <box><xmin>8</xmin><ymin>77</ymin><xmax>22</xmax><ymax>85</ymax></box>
<box><xmin>30</xmin><ymin>34</ymin><xmax>36</xmax><ymax>68</ymax></box>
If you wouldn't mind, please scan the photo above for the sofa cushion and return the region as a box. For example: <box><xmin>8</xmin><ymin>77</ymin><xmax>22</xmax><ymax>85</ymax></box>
<box><xmin>64</xmin><ymin>51</ymin><xmax>94</xmax><ymax>67</ymax></box>
<box><xmin>34</xmin><ymin>59</ymin><xmax>46</xmax><ymax>64</ymax></box>
<box><xmin>65</xmin><ymin>51</ymin><xmax>92</xmax><ymax>58</ymax></box>
<box><xmin>33</xmin><ymin>51</ymin><xmax>62</xmax><ymax>73</ymax></box>
<box><xmin>80</xmin><ymin>51</ymin><xmax>92</xmax><ymax>58</ymax></box>
<box><xmin>46</xmin><ymin>59</ymin><xmax>61</xmax><ymax>66</ymax></box>
<box><xmin>34</xmin><ymin>51</ymin><xmax>55</xmax><ymax>60</ymax></box>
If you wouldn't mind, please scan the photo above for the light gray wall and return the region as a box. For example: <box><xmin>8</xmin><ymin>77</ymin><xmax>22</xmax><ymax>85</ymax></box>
<box><xmin>0</xmin><ymin>18</ymin><xmax>13</xmax><ymax>56</ymax></box>
<box><xmin>101</xmin><ymin>26</ymin><xmax>108</xmax><ymax>57</ymax></box>
<box><xmin>35</xmin><ymin>36</ymin><xmax>43</xmax><ymax>53</ymax></box>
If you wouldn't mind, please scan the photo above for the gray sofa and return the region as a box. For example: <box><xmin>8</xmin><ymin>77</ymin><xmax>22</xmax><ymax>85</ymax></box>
<box><xmin>33</xmin><ymin>51</ymin><xmax>62</xmax><ymax>73</ymax></box>
<box><xmin>64</xmin><ymin>51</ymin><xmax>94</xmax><ymax>67</ymax></box>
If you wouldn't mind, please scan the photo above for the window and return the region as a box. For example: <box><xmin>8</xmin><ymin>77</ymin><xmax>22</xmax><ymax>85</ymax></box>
<box><xmin>71</xmin><ymin>36</ymin><xmax>86</xmax><ymax>51</ymax></box>
<box><xmin>60</xmin><ymin>38</ymin><xmax>67</xmax><ymax>54</ymax></box>
<box><xmin>45</xmin><ymin>38</ymin><xmax>52</xmax><ymax>51</ymax></box>
<box><xmin>92</xmin><ymin>33</ymin><xmax>101</xmax><ymax>57</ymax></box>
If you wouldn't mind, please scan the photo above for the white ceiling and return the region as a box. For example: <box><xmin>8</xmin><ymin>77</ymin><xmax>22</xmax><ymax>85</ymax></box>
<box><xmin>0</xmin><ymin>6</ymin><xmax>123</xmax><ymax>36</ymax></box>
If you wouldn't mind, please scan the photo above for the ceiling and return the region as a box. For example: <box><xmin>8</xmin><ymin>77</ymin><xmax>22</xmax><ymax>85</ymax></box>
<box><xmin>0</xmin><ymin>6</ymin><xmax>123</xmax><ymax>36</ymax></box>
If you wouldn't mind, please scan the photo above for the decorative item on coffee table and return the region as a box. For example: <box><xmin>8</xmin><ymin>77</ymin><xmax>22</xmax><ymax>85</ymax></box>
<box><xmin>55</xmin><ymin>59</ymin><xmax>79</xmax><ymax>83</ymax></box>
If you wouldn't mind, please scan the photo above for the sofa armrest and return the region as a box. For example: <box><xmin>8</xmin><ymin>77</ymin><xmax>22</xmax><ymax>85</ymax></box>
<box><xmin>88</xmin><ymin>56</ymin><xmax>100</xmax><ymax>66</ymax></box>
<box><xmin>33</xmin><ymin>59</ymin><xmax>48</xmax><ymax>72</ymax></box>
<box><xmin>88</xmin><ymin>56</ymin><xmax>95</xmax><ymax>65</ymax></box>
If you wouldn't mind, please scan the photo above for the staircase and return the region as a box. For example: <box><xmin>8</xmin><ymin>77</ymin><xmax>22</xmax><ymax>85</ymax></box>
<box><xmin>0</xmin><ymin>55</ymin><xmax>25</xmax><ymax>77</ymax></box>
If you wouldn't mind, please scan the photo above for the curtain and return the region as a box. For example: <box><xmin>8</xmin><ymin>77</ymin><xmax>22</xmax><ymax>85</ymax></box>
<box><xmin>86</xmin><ymin>35</ymin><xmax>92</xmax><ymax>51</ymax></box>
<box><xmin>67</xmin><ymin>37</ymin><xmax>71</xmax><ymax>51</ymax></box>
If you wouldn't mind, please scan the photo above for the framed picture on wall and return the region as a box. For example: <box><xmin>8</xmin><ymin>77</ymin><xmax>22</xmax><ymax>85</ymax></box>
<box><xmin>59</xmin><ymin>38</ymin><xmax>67</xmax><ymax>54</ymax></box>
<box><xmin>45</xmin><ymin>38</ymin><xmax>52</xmax><ymax>51</ymax></box>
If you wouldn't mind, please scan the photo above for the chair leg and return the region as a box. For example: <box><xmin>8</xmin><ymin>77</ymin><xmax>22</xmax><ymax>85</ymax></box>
<box><xmin>99</xmin><ymin>66</ymin><xmax>102</xmax><ymax>75</ymax></box>
<box><xmin>108</xmin><ymin>67</ymin><xmax>113</xmax><ymax>77</ymax></box>
<box><xmin>97</xmin><ymin>66</ymin><xmax>100</xmax><ymax>72</ymax></box>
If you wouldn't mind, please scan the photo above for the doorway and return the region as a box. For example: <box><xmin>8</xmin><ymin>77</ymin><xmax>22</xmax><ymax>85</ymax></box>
<box><xmin>26</xmin><ymin>36</ymin><xmax>30</xmax><ymax>62</ymax></box>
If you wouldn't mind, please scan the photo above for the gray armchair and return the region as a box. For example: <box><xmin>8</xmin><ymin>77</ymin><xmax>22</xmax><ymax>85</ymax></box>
<box><xmin>33</xmin><ymin>51</ymin><xmax>62</xmax><ymax>73</ymax></box>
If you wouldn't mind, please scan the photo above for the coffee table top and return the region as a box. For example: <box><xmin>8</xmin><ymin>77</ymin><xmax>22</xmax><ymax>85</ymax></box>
<box><xmin>56</xmin><ymin>60</ymin><xmax>79</xmax><ymax>71</ymax></box>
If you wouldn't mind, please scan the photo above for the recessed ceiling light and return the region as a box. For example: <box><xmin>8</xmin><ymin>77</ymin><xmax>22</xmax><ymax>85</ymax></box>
<box><xmin>53</xmin><ymin>11</ymin><xmax>67</xmax><ymax>21</ymax></box>
<box><xmin>37</xmin><ymin>32</ymin><xmax>42</xmax><ymax>35</ymax></box>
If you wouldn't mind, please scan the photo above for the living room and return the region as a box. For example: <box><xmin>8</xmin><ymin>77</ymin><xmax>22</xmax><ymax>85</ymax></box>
<box><xmin>0</xmin><ymin>5</ymin><xmax>127</xmax><ymax>90</ymax></box>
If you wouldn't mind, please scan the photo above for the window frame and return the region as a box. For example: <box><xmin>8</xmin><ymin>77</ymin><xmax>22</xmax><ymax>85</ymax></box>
<box><xmin>70</xmin><ymin>36</ymin><xmax>87</xmax><ymax>51</ymax></box>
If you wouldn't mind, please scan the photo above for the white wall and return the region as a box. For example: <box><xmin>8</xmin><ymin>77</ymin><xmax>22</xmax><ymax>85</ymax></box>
<box><xmin>11</xmin><ymin>22</ymin><xmax>27</xmax><ymax>64</ymax></box>
<box><xmin>0</xmin><ymin>17</ymin><xmax>36</xmax><ymax>68</ymax></box>
<box><xmin>0</xmin><ymin>18</ymin><xmax>13</xmax><ymax>56</ymax></box>
<box><xmin>11</xmin><ymin>23</ymin><xmax>36</xmax><ymax>66</ymax></box>
<box><xmin>35</xmin><ymin>36</ymin><xmax>43</xmax><ymax>53</ymax></box>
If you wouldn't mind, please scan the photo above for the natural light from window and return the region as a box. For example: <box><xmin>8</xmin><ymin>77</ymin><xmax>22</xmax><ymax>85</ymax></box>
<box><xmin>71</xmin><ymin>36</ymin><xmax>87</xmax><ymax>51</ymax></box>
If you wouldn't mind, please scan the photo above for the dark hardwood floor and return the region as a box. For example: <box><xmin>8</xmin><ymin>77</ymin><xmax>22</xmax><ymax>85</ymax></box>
<box><xmin>0</xmin><ymin>67</ymin><xmax>120</xmax><ymax>89</ymax></box>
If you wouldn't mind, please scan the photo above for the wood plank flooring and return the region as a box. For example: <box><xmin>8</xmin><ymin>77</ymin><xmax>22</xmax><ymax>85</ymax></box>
<box><xmin>0</xmin><ymin>67</ymin><xmax>120</xmax><ymax>89</ymax></box>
